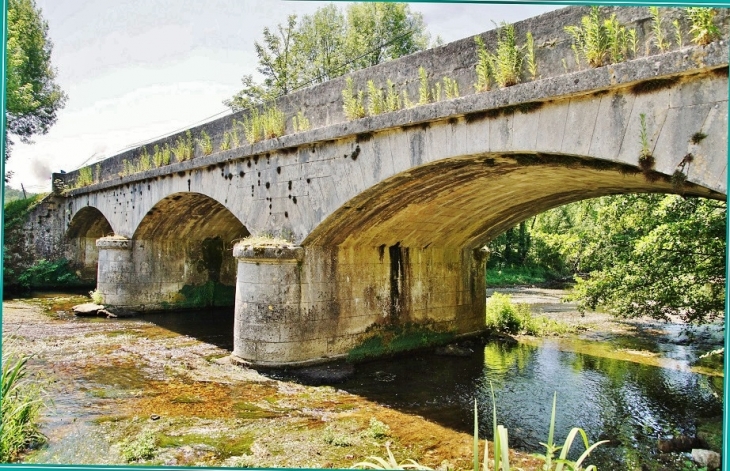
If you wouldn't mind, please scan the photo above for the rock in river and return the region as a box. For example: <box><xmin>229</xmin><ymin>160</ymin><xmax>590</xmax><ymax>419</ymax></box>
<box><xmin>72</xmin><ymin>303</ymin><xmax>105</xmax><ymax>316</ymax></box>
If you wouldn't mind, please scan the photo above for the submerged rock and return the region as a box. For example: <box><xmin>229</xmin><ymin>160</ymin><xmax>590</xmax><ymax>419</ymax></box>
<box><xmin>72</xmin><ymin>303</ymin><xmax>105</xmax><ymax>316</ymax></box>
<box><xmin>292</xmin><ymin>363</ymin><xmax>355</xmax><ymax>385</ymax></box>
<box><xmin>434</xmin><ymin>344</ymin><xmax>474</xmax><ymax>357</ymax></box>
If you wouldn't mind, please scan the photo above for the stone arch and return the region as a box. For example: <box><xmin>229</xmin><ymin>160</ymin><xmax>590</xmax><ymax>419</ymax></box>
<box><xmin>303</xmin><ymin>152</ymin><xmax>724</xmax><ymax>251</ymax></box>
<box><xmin>66</xmin><ymin>206</ymin><xmax>114</xmax><ymax>281</ymax></box>
<box><xmin>99</xmin><ymin>192</ymin><xmax>250</xmax><ymax>310</ymax></box>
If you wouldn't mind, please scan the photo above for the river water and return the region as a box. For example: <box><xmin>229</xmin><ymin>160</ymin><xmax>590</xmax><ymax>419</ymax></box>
<box><xmin>9</xmin><ymin>289</ymin><xmax>724</xmax><ymax>470</ymax></box>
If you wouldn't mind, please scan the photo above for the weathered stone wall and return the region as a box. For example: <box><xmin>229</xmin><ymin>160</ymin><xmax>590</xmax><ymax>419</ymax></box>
<box><xmin>232</xmin><ymin>242</ymin><xmax>486</xmax><ymax>366</ymax></box>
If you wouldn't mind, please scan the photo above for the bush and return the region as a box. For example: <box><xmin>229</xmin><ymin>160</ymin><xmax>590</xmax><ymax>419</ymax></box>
<box><xmin>17</xmin><ymin>259</ymin><xmax>82</xmax><ymax>290</ymax></box>
<box><xmin>486</xmin><ymin>293</ymin><xmax>573</xmax><ymax>336</ymax></box>
<box><xmin>120</xmin><ymin>428</ymin><xmax>157</xmax><ymax>462</ymax></box>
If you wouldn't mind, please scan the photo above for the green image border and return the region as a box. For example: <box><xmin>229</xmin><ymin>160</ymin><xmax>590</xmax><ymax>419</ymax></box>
<box><xmin>0</xmin><ymin>0</ymin><xmax>727</xmax><ymax>469</ymax></box>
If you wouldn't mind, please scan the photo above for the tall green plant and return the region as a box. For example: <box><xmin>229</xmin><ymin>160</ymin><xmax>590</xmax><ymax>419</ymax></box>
<box><xmin>649</xmin><ymin>7</ymin><xmax>669</xmax><ymax>52</ymax></box>
<box><xmin>525</xmin><ymin>31</ymin><xmax>538</xmax><ymax>80</ymax></box>
<box><xmin>474</xmin><ymin>36</ymin><xmax>492</xmax><ymax>92</ymax></box>
<box><xmin>565</xmin><ymin>7</ymin><xmax>611</xmax><ymax>68</ymax></box>
<box><xmin>198</xmin><ymin>130</ymin><xmax>213</xmax><ymax>155</ymax></box>
<box><xmin>76</xmin><ymin>166</ymin><xmax>93</xmax><ymax>187</ymax></box>
<box><xmin>490</xmin><ymin>21</ymin><xmax>522</xmax><ymax>88</ymax></box>
<box><xmin>685</xmin><ymin>7</ymin><xmax>720</xmax><ymax>45</ymax></box>
<box><xmin>418</xmin><ymin>66</ymin><xmax>430</xmax><ymax>105</ymax></box>
<box><xmin>343</xmin><ymin>76</ymin><xmax>366</xmax><ymax>120</ymax></box>
<box><xmin>1</xmin><ymin>340</ymin><xmax>45</xmax><ymax>462</ymax></box>
<box><xmin>367</xmin><ymin>79</ymin><xmax>385</xmax><ymax>116</ymax></box>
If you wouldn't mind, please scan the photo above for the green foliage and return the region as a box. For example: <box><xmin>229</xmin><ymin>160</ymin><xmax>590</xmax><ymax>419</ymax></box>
<box><xmin>90</xmin><ymin>289</ymin><xmax>104</xmax><ymax>305</ymax></box>
<box><xmin>353</xmin><ymin>442</ymin><xmax>430</xmax><ymax>469</ymax></box>
<box><xmin>152</xmin><ymin>143</ymin><xmax>171</xmax><ymax>167</ymax></box>
<box><xmin>225</xmin><ymin>3</ymin><xmax>430</xmax><ymax>111</ymax></box>
<box><xmin>418</xmin><ymin>66</ymin><xmax>430</xmax><ymax>105</ymax></box>
<box><xmin>485</xmin><ymin>293</ymin><xmax>572</xmax><ymax>336</ymax></box>
<box><xmin>442</xmin><ymin>77</ymin><xmax>459</xmax><ymax>99</ymax></box>
<box><xmin>291</xmin><ymin>110</ymin><xmax>310</xmax><ymax>132</ymax></box>
<box><xmin>172</xmin><ymin>130</ymin><xmax>195</xmax><ymax>162</ymax></box>
<box><xmin>474</xmin><ymin>36</ymin><xmax>492</xmax><ymax>92</ymax></box>
<box><xmin>17</xmin><ymin>258</ymin><xmax>82</xmax><ymax>289</ymax></box>
<box><xmin>219</xmin><ymin>132</ymin><xmax>231</xmax><ymax>151</ymax></box>
<box><xmin>198</xmin><ymin>130</ymin><xmax>213</xmax><ymax>156</ymax></box>
<box><xmin>242</xmin><ymin>105</ymin><xmax>285</xmax><ymax>142</ymax></box>
<box><xmin>490</xmin><ymin>21</ymin><xmax>523</xmax><ymax>88</ymax></box>
<box><xmin>525</xmin><ymin>31</ymin><xmax>538</xmax><ymax>80</ymax></box>
<box><xmin>365</xmin><ymin>418</ymin><xmax>391</xmax><ymax>439</ymax></box>
<box><xmin>384</xmin><ymin>79</ymin><xmax>401</xmax><ymax>112</ymax></box>
<box><xmin>138</xmin><ymin>146</ymin><xmax>151</xmax><ymax>172</ymax></box>
<box><xmin>565</xmin><ymin>6</ymin><xmax>633</xmax><ymax>68</ymax></box>
<box><xmin>367</xmin><ymin>79</ymin><xmax>385</xmax><ymax>116</ymax></box>
<box><xmin>649</xmin><ymin>7</ymin><xmax>669</xmax><ymax>52</ymax></box>
<box><xmin>672</xmin><ymin>19</ymin><xmax>684</xmax><ymax>48</ymax></box>
<box><xmin>1</xmin><ymin>339</ymin><xmax>45</xmax><ymax>462</ymax></box>
<box><xmin>76</xmin><ymin>166</ymin><xmax>93</xmax><ymax>187</ymax></box>
<box><xmin>343</xmin><ymin>76</ymin><xmax>366</xmax><ymax>120</ymax></box>
<box><xmin>486</xmin><ymin>266</ymin><xmax>553</xmax><ymax>287</ymax></box>
<box><xmin>120</xmin><ymin>428</ymin><xmax>157</xmax><ymax>462</ymax></box>
<box><xmin>6</xmin><ymin>0</ymin><xmax>67</xmax><ymax>164</ymax></box>
<box><xmin>685</xmin><ymin>7</ymin><xmax>720</xmax><ymax>46</ymax></box>
<box><xmin>566</xmin><ymin>195</ymin><xmax>725</xmax><ymax>323</ymax></box>
<box><xmin>322</xmin><ymin>426</ymin><xmax>354</xmax><ymax>447</ymax></box>
<box><xmin>534</xmin><ymin>393</ymin><xmax>609</xmax><ymax>470</ymax></box>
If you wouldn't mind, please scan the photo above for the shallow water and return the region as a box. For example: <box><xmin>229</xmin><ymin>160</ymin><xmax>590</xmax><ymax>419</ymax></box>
<box><xmin>14</xmin><ymin>293</ymin><xmax>724</xmax><ymax>469</ymax></box>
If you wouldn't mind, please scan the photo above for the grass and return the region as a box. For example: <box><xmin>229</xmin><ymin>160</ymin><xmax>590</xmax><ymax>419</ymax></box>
<box><xmin>1</xmin><ymin>339</ymin><xmax>45</xmax><ymax>462</ymax></box>
<box><xmin>486</xmin><ymin>266</ymin><xmax>553</xmax><ymax>286</ymax></box>
<box><xmin>120</xmin><ymin>428</ymin><xmax>157</xmax><ymax>462</ymax></box>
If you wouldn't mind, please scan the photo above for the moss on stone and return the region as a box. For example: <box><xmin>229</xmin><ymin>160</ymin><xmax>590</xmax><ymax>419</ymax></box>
<box><xmin>348</xmin><ymin>323</ymin><xmax>455</xmax><ymax>361</ymax></box>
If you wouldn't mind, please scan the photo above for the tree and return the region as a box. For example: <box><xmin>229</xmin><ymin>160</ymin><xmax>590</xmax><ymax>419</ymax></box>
<box><xmin>224</xmin><ymin>3</ymin><xmax>431</xmax><ymax>111</ymax></box>
<box><xmin>5</xmin><ymin>0</ymin><xmax>67</xmax><ymax>169</ymax></box>
<box><xmin>569</xmin><ymin>194</ymin><xmax>725</xmax><ymax>324</ymax></box>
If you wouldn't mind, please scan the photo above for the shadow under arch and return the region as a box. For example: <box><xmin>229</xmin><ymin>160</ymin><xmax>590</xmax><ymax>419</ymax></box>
<box><xmin>303</xmin><ymin>152</ymin><xmax>724</xmax><ymax>251</ymax></box>
<box><xmin>126</xmin><ymin>191</ymin><xmax>250</xmax><ymax>310</ymax></box>
<box><xmin>66</xmin><ymin>206</ymin><xmax>114</xmax><ymax>281</ymax></box>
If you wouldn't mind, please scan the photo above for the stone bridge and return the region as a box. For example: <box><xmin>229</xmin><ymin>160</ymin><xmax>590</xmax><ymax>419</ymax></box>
<box><xmin>33</xmin><ymin>6</ymin><xmax>728</xmax><ymax>366</ymax></box>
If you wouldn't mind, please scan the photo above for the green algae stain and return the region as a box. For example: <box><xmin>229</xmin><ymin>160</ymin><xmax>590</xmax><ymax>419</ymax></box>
<box><xmin>348</xmin><ymin>324</ymin><xmax>455</xmax><ymax>361</ymax></box>
<box><xmin>157</xmin><ymin>432</ymin><xmax>255</xmax><ymax>458</ymax></box>
<box><xmin>163</xmin><ymin>281</ymin><xmax>236</xmax><ymax>309</ymax></box>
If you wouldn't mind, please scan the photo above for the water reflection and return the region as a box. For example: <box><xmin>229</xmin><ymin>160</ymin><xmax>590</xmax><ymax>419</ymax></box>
<box><xmin>342</xmin><ymin>338</ymin><xmax>722</xmax><ymax>469</ymax></box>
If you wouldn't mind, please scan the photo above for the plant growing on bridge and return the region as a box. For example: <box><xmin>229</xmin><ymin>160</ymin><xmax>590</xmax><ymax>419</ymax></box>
<box><xmin>443</xmin><ymin>77</ymin><xmax>459</xmax><ymax>99</ymax></box>
<box><xmin>197</xmin><ymin>130</ymin><xmax>213</xmax><ymax>156</ymax></box>
<box><xmin>474</xmin><ymin>36</ymin><xmax>493</xmax><ymax>92</ymax></box>
<box><xmin>525</xmin><ymin>31</ymin><xmax>538</xmax><ymax>80</ymax></box>
<box><xmin>152</xmin><ymin>143</ymin><xmax>171</xmax><ymax>167</ymax></box>
<box><xmin>565</xmin><ymin>6</ymin><xmax>633</xmax><ymax>68</ymax></box>
<box><xmin>343</xmin><ymin>76</ymin><xmax>366</xmax><ymax>120</ymax></box>
<box><xmin>367</xmin><ymin>79</ymin><xmax>386</xmax><ymax>116</ymax></box>
<box><xmin>76</xmin><ymin>166</ymin><xmax>93</xmax><ymax>187</ymax></box>
<box><xmin>138</xmin><ymin>146</ymin><xmax>152</xmax><ymax>172</ymax></box>
<box><xmin>385</xmin><ymin>79</ymin><xmax>401</xmax><ymax>112</ymax></box>
<box><xmin>672</xmin><ymin>19</ymin><xmax>684</xmax><ymax>48</ymax></box>
<box><xmin>685</xmin><ymin>7</ymin><xmax>720</xmax><ymax>45</ymax></box>
<box><xmin>490</xmin><ymin>21</ymin><xmax>523</xmax><ymax>88</ymax></box>
<box><xmin>172</xmin><ymin>130</ymin><xmax>195</xmax><ymax>161</ymax></box>
<box><xmin>637</xmin><ymin>113</ymin><xmax>655</xmax><ymax>173</ymax></box>
<box><xmin>418</xmin><ymin>66</ymin><xmax>431</xmax><ymax>104</ymax></box>
<box><xmin>291</xmin><ymin>110</ymin><xmax>310</xmax><ymax>132</ymax></box>
<box><xmin>649</xmin><ymin>7</ymin><xmax>670</xmax><ymax>53</ymax></box>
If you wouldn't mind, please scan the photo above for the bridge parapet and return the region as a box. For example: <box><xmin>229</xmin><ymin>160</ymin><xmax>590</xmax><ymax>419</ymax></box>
<box><xmin>53</xmin><ymin>6</ymin><xmax>729</xmax><ymax>194</ymax></box>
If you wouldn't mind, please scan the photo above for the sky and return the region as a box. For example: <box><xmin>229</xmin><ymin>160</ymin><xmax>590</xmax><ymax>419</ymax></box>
<box><xmin>8</xmin><ymin>0</ymin><xmax>562</xmax><ymax>193</ymax></box>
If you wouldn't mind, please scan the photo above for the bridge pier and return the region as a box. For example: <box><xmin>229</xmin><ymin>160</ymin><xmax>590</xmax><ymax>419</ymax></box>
<box><xmin>231</xmin><ymin>242</ymin><xmax>487</xmax><ymax>367</ymax></box>
<box><xmin>95</xmin><ymin>235</ymin><xmax>236</xmax><ymax>311</ymax></box>
<box><xmin>96</xmin><ymin>236</ymin><xmax>136</xmax><ymax>308</ymax></box>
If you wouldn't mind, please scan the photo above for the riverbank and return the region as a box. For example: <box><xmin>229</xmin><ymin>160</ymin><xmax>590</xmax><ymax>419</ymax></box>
<box><xmin>3</xmin><ymin>290</ymin><xmax>723</xmax><ymax>469</ymax></box>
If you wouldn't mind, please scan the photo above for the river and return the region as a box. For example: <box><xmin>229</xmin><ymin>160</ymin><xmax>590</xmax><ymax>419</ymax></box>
<box><xmin>3</xmin><ymin>288</ymin><xmax>723</xmax><ymax>470</ymax></box>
